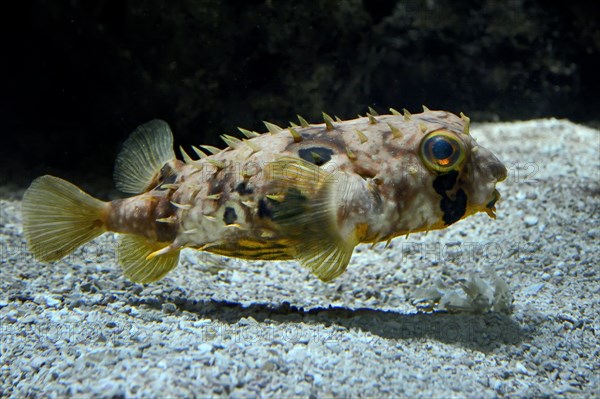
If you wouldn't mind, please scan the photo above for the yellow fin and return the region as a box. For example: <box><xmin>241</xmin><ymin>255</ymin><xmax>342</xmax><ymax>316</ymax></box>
<box><xmin>294</xmin><ymin>224</ymin><xmax>355</xmax><ymax>282</ymax></box>
<box><xmin>268</xmin><ymin>157</ymin><xmax>357</xmax><ymax>282</ymax></box>
<box><xmin>118</xmin><ymin>235</ymin><xmax>180</xmax><ymax>283</ymax></box>
<box><xmin>22</xmin><ymin>176</ymin><xmax>108</xmax><ymax>261</ymax></box>
<box><xmin>268</xmin><ymin>156</ymin><xmax>328</xmax><ymax>195</ymax></box>
<box><xmin>114</xmin><ymin>120</ymin><xmax>176</xmax><ymax>194</ymax></box>
<box><xmin>146</xmin><ymin>243</ymin><xmax>179</xmax><ymax>260</ymax></box>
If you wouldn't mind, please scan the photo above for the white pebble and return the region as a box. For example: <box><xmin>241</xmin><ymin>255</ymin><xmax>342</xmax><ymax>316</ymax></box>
<box><xmin>325</xmin><ymin>342</ymin><xmax>343</xmax><ymax>354</ymax></box>
<box><xmin>515</xmin><ymin>362</ymin><xmax>530</xmax><ymax>375</ymax></box>
<box><xmin>196</xmin><ymin>343</ymin><xmax>213</xmax><ymax>356</ymax></box>
<box><xmin>524</xmin><ymin>215</ymin><xmax>538</xmax><ymax>227</ymax></box>
<box><xmin>230</xmin><ymin>270</ymin><xmax>245</xmax><ymax>284</ymax></box>
<box><xmin>37</xmin><ymin>295</ymin><xmax>61</xmax><ymax>307</ymax></box>
<box><xmin>287</xmin><ymin>344</ymin><xmax>307</xmax><ymax>362</ymax></box>
<box><xmin>524</xmin><ymin>283</ymin><xmax>545</xmax><ymax>295</ymax></box>
<box><xmin>541</xmin><ymin>273</ymin><xmax>551</xmax><ymax>281</ymax></box>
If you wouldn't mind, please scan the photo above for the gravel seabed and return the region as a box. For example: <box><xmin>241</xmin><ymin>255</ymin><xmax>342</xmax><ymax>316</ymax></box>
<box><xmin>1</xmin><ymin>119</ymin><xmax>598</xmax><ymax>398</ymax></box>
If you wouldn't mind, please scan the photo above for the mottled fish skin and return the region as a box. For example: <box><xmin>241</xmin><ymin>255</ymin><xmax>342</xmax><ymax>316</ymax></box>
<box><xmin>22</xmin><ymin>109</ymin><xmax>507</xmax><ymax>284</ymax></box>
<box><xmin>117</xmin><ymin>110</ymin><xmax>505</xmax><ymax>258</ymax></box>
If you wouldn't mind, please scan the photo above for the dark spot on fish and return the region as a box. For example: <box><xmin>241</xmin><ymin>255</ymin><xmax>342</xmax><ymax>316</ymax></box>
<box><xmin>486</xmin><ymin>190</ymin><xmax>500</xmax><ymax>209</ymax></box>
<box><xmin>156</xmin><ymin>173</ymin><xmax>178</xmax><ymax>190</ymax></box>
<box><xmin>257</xmin><ymin>198</ymin><xmax>273</xmax><ymax>219</ymax></box>
<box><xmin>153</xmin><ymin>197</ymin><xmax>178</xmax><ymax>241</ymax></box>
<box><xmin>209</xmin><ymin>178</ymin><xmax>225</xmax><ymax>196</ymax></box>
<box><xmin>159</xmin><ymin>163</ymin><xmax>174</xmax><ymax>179</ymax></box>
<box><xmin>271</xmin><ymin>188</ymin><xmax>307</xmax><ymax>222</ymax></box>
<box><xmin>223</xmin><ymin>207</ymin><xmax>237</xmax><ymax>225</ymax></box>
<box><xmin>298</xmin><ymin>147</ymin><xmax>334</xmax><ymax>166</ymax></box>
<box><xmin>433</xmin><ymin>171</ymin><xmax>466</xmax><ymax>225</ymax></box>
<box><xmin>163</xmin><ymin>174</ymin><xmax>177</xmax><ymax>185</ymax></box>
<box><xmin>369</xmin><ymin>186</ymin><xmax>384</xmax><ymax>213</ymax></box>
<box><xmin>440</xmin><ymin>189</ymin><xmax>467</xmax><ymax>225</ymax></box>
<box><xmin>235</xmin><ymin>181</ymin><xmax>253</xmax><ymax>195</ymax></box>
<box><xmin>432</xmin><ymin>170</ymin><xmax>458</xmax><ymax>195</ymax></box>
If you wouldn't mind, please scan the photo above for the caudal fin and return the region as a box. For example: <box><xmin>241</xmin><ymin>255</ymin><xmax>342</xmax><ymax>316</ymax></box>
<box><xmin>22</xmin><ymin>175</ymin><xmax>108</xmax><ymax>261</ymax></box>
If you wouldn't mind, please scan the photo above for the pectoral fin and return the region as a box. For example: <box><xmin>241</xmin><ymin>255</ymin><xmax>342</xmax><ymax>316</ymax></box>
<box><xmin>268</xmin><ymin>157</ymin><xmax>357</xmax><ymax>282</ymax></box>
<box><xmin>118</xmin><ymin>235</ymin><xmax>180</xmax><ymax>283</ymax></box>
<box><xmin>294</xmin><ymin>232</ymin><xmax>355</xmax><ymax>282</ymax></box>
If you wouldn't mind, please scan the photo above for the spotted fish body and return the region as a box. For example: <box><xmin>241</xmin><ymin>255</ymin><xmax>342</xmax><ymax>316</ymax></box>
<box><xmin>22</xmin><ymin>108</ymin><xmax>507</xmax><ymax>283</ymax></box>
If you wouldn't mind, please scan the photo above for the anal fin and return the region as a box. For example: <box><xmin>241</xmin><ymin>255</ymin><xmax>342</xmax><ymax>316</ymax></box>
<box><xmin>118</xmin><ymin>235</ymin><xmax>180</xmax><ymax>283</ymax></box>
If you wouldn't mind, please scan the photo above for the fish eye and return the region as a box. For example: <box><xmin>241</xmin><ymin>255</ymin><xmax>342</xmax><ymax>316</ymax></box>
<box><xmin>419</xmin><ymin>130</ymin><xmax>466</xmax><ymax>173</ymax></box>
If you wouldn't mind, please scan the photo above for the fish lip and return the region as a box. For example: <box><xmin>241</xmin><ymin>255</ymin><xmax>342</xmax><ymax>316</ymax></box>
<box><xmin>485</xmin><ymin>207</ymin><xmax>497</xmax><ymax>219</ymax></box>
<box><xmin>484</xmin><ymin>189</ymin><xmax>501</xmax><ymax>218</ymax></box>
<box><xmin>487</xmin><ymin>189</ymin><xmax>500</xmax><ymax>207</ymax></box>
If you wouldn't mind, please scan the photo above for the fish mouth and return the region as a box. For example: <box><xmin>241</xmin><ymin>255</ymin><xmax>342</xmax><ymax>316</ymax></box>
<box><xmin>484</xmin><ymin>189</ymin><xmax>501</xmax><ymax>218</ymax></box>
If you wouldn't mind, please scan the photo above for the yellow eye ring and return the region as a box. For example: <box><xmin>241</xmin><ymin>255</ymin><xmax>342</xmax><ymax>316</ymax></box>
<box><xmin>419</xmin><ymin>130</ymin><xmax>466</xmax><ymax>173</ymax></box>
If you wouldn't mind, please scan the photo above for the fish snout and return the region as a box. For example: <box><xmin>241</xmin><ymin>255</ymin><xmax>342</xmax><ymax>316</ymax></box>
<box><xmin>488</xmin><ymin>160</ymin><xmax>507</xmax><ymax>183</ymax></box>
<box><xmin>473</xmin><ymin>146</ymin><xmax>507</xmax><ymax>183</ymax></box>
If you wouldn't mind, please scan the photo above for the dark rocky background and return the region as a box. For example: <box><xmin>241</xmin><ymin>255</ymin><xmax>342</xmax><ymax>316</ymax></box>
<box><xmin>3</xmin><ymin>0</ymin><xmax>599</xmax><ymax>193</ymax></box>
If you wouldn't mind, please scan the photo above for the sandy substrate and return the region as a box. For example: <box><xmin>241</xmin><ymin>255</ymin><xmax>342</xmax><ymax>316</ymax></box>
<box><xmin>1</xmin><ymin>119</ymin><xmax>598</xmax><ymax>398</ymax></box>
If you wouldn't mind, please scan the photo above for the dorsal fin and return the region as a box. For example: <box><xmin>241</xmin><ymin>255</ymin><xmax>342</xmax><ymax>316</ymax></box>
<box><xmin>267</xmin><ymin>157</ymin><xmax>358</xmax><ymax>282</ymax></box>
<box><xmin>114</xmin><ymin>120</ymin><xmax>176</xmax><ymax>194</ymax></box>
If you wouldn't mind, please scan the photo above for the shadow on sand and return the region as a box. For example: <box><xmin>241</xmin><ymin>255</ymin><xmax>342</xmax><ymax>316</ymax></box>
<box><xmin>128</xmin><ymin>295</ymin><xmax>526</xmax><ymax>353</ymax></box>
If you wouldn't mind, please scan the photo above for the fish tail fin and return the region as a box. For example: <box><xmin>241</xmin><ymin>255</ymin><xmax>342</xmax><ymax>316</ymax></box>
<box><xmin>22</xmin><ymin>175</ymin><xmax>108</xmax><ymax>261</ymax></box>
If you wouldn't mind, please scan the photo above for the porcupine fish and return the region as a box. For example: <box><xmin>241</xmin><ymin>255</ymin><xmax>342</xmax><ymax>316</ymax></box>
<box><xmin>22</xmin><ymin>108</ymin><xmax>507</xmax><ymax>283</ymax></box>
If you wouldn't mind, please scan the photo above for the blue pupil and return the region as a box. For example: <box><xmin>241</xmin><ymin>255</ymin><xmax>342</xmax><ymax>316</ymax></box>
<box><xmin>431</xmin><ymin>138</ymin><xmax>454</xmax><ymax>159</ymax></box>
